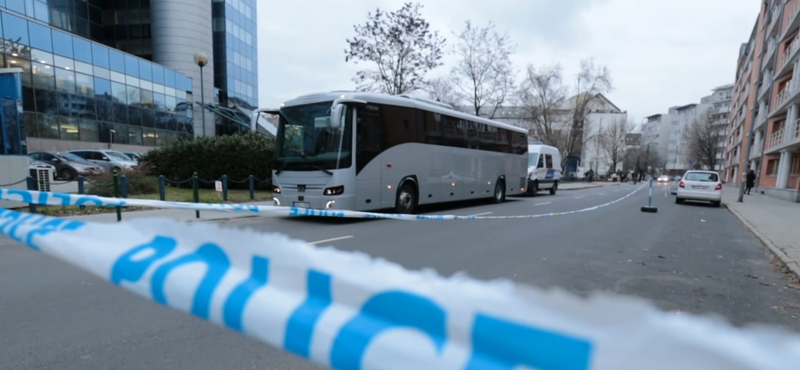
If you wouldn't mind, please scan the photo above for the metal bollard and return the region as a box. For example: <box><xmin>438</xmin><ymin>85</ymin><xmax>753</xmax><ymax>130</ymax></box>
<box><xmin>26</xmin><ymin>176</ymin><xmax>36</xmax><ymax>213</ymax></box>
<box><xmin>158</xmin><ymin>175</ymin><xmax>166</xmax><ymax>201</ymax></box>
<box><xmin>112</xmin><ymin>170</ymin><xmax>122</xmax><ymax>221</ymax></box>
<box><xmin>222</xmin><ymin>175</ymin><xmax>228</xmax><ymax>201</ymax></box>
<box><xmin>120</xmin><ymin>175</ymin><xmax>129</xmax><ymax>198</ymax></box>
<box><xmin>77</xmin><ymin>176</ymin><xmax>85</xmax><ymax>210</ymax></box>
<box><xmin>193</xmin><ymin>172</ymin><xmax>200</xmax><ymax>219</ymax></box>
<box><xmin>249</xmin><ymin>175</ymin><xmax>255</xmax><ymax>200</ymax></box>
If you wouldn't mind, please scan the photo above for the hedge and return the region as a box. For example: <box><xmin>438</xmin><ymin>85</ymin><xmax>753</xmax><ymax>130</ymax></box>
<box><xmin>142</xmin><ymin>134</ymin><xmax>274</xmax><ymax>187</ymax></box>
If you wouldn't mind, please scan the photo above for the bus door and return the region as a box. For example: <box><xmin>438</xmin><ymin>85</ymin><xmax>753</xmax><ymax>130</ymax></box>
<box><xmin>355</xmin><ymin>107</ymin><xmax>383</xmax><ymax>210</ymax></box>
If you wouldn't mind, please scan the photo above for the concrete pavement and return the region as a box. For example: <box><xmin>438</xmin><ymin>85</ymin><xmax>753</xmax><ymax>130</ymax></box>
<box><xmin>1</xmin><ymin>183</ymin><xmax>799</xmax><ymax>369</ymax></box>
<box><xmin>722</xmin><ymin>187</ymin><xmax>800</xmax><ymax>278</ymax></box>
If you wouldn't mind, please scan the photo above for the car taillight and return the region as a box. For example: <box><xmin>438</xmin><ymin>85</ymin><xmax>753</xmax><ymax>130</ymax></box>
<box><xmin>715</xmin><ymin>183</ymin><xmax>722</xmax><ymax>191</ymax></box>
<box><xmin>679</xmin><ymin>181</ymin><xmax>685</xmax><ymax>188</ymax></box>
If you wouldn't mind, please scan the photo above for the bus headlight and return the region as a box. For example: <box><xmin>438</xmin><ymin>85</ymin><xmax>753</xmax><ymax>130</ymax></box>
<box><xmin>273</xmin><ymin>186</ymin><xmax>281</xmax><ymax>194</ymax></box>
<box><xmin>324</xmin><ymin>185</ymin><xmax>344</xmax><ymax>196</ymax></box>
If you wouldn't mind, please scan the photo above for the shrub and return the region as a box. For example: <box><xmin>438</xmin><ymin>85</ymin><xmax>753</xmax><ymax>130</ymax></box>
<box><xmin>87</xmin><ymin>168</ymin><xmax>158</xmax><ymax>197</ymax></box>
<box><xmin>142</xmin><ymin>134</ymin><xmax>274</xmax><ymax>188</ymax></box>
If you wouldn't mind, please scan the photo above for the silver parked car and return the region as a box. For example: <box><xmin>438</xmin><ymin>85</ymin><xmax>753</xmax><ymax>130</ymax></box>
<box><xmin>29</xmin><ymin>151</ymin><xmax>105</xmax><ymax>180</ymax></box>
<box><xmin>67</xmin><ymin>149</ymin><xmax>137</xmax><ymax>172</ymax></box>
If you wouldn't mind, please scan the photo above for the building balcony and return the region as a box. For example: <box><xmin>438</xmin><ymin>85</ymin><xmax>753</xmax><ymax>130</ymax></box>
<box><xmin>750</xmin><ymin>142</ymin><xmax>763</xmax><ymax>160</ymax></box>
<box><xmin>769</xmin><ymin>128</ymin><xmax>785</xmax><ymax>149</ymax></box>
<box><xmin>769</xmin><ymin>5</ymin><xmax>782</xmax><ymax>36</ymax></box>
<box><xmin>784</xmin><ymin>2</ymin><xmax>800</xmax><ymax>41</ymax></box>
<box><xmin>759</xmin><ymin>71</ymin><xmax>774</xmax><ymax>98</ymax></box>
<box><xmin>763</xmin><ymin>40</ymin><xmax>778</xmax><ymax>71</ymax></box>
<box><xmin>755</xmin><ymin>109</ymin><xmax>768</xmax><ymax>129</ymax></box>
<box><xmin>766</xmin><ymin>118</ymin><xmax>800</xmax><ymax>154</ymax></box>
<box><xmin>770</xmin><ymin>81</ymin><xmax>797</xmax><ymax>117</ymax></box>
<box><xmin>777</xmin><ymin>35</ymin><xmax>800</xmax><ymax>80</ymax></box>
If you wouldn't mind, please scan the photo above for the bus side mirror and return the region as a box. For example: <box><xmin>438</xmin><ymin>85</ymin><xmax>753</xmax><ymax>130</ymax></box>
<box><xmin>329</xmin><ymin>104</ymin><xmax>345</xmax><ymax>129</ymax></box>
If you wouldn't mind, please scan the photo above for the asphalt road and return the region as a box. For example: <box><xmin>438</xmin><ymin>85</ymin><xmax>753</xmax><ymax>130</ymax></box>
<box><xmin>1</xmin><ymin>182</ymin><xmax>799</xmax><ymax>370</ymax></box>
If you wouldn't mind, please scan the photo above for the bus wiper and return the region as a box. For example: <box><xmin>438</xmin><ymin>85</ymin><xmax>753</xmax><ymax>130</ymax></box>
<box><xmin>306</xmin><ymin>164</ymin><xmax>333</xmax><ymax>175</ymax></box>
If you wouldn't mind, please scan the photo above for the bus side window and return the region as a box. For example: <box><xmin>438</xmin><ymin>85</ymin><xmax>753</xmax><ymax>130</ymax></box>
<box><xmin>424</xmin><ymin>111</ymin><xmax>444</xmax><ymax>145</ymax></box>
<box><xmin>356</xmin><ymin>112</ymin><xmax>383</xmax><ymax>173</ymax></box>
<box><xmin>545</xmin><ymin>154</ymin><xmax>554</xmax><ymax>169</ymax></box>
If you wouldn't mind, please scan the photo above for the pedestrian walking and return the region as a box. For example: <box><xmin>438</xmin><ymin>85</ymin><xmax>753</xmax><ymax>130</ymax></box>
<box><xmin>746</xmin><ymin>169</ymin><xmax>756</xmax><ymax>195</ymax></box>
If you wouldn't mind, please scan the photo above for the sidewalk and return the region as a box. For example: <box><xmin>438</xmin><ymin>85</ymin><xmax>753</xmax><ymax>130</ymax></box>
<box><xmin>64</xmin><ymin>201</ymin><xmax>274</xmax><ymax>224</ymax></box>
<box><xmin>560</xmin><ymin>181</ymin><xmax>624</xmax><ymax>191</ymax></box>
<box><xmin>722</xmin><ymin>187</ymin><xmax>800</xmax><ymax>278</ymax></box>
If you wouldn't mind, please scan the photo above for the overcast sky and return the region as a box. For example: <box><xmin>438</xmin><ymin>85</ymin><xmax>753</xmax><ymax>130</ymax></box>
<box><xmin>257</xmin><ymin>0</ymin><xmax>758</xmax><ymax>124</ymax></box>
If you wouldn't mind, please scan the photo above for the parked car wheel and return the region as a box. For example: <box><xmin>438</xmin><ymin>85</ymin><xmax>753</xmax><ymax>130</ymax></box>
<box><xmin>59</xmin><ymin>168</ymin><xmax>77</xmax><ymax>181</ymax></box>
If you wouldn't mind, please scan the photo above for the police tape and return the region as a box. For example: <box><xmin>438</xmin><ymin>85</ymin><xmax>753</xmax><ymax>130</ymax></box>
<box><xmin>0</xmin><ymin>185</ymin><xmax>645</xmax><ymax>221</ymax></box>
<box><xmin>0</xmin><ymin>208</ymin><xmax>798</xmax><ymax>369</ymax></box>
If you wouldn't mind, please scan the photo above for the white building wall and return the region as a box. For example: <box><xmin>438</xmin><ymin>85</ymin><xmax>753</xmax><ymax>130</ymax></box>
<box><xmin>581</xmin><ymin>111</ymin><xmax>628</xmax><ymax>173</ymax></box>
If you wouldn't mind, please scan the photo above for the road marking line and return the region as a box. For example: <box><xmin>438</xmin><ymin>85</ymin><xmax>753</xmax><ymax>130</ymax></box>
<box><xmin>309</xmin><ymin>236</ymin><xmax>354</xmax><ymax>245</ymax></box>
<box><xmin>534</xmin><ymin>202</ymin><xmax>552</xmax><ymax>206</ymax></box>
<box><xmin>574</xmin><ymin>196</ymin><xmax>585</xmax><ymax>199</ymax></box>
<box><xmin>469</xmin><ymin>212</ymin><xmax>493</xmax><ymax>217</ymax></box>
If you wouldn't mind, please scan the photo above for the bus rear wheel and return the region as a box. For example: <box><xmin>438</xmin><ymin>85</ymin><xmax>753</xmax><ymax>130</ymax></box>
<box><xmin>395</xmin><ymin>182</ymin><xmax>417</xmax><ymax>214</ymax></box>
<box><xmin>493</xmin><ymin>180</ymin><xmax>506</xmax><ymax>203</ymax></box>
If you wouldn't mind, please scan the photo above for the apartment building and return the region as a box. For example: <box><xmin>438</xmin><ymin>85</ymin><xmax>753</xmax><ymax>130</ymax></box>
<box><xmin>641</xmin><ymin>84</ymin><xmax>732</xmax><ymax>174</ymax></box>
<box><xmin>725</xmin><ymin>0</ymin><xmax>800</xmax><ymax>202</ymax></box>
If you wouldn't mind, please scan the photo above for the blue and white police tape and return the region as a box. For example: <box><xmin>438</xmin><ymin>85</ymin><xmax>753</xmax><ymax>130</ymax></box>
<box><xmin>0</xmin><ymin>208</ymin><xmax>798</xmax><ymax>369</ymax></box>
<box><xmin>0</xmin><ymin>185</ymin><xmax>645</xmax><ymax>221</ymax></box>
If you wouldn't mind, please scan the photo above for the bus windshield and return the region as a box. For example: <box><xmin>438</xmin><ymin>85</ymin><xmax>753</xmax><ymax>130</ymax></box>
<box><xmin>275</xmin><ymin>101</ymin><xmax>353</xmax><ymax>172</ymax></box>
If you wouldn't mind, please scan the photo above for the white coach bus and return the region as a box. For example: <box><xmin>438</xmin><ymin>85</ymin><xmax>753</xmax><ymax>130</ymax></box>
<box><xmin>254</xmin><ymin>92</ymin><xmax>528</xmax><ymax>214</ymax></box>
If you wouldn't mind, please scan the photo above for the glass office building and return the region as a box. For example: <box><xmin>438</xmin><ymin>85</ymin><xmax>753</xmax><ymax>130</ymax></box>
<box><xmin>0</xmin><ymin>3</ymin><xmax>194</xmax><ymax>151</ymax></box>
<box><xmin>212</xmin><ymin>0</ymin><xmax>259</xmax><ymax>135</ymax></box>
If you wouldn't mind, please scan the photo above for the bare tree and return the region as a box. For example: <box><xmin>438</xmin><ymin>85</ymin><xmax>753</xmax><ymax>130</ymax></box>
<box><xmin>683</xmin><ymin>113</ymin><xmax>722</xmax><ymax>170</ymax></box>
<box><xmin>599</xmin><ymin>117</ymin><xmax>634</xmax><ymax>174</ymax></box>
<box><xmin>424</xmin><ymin>77</ymin><xmax>459</xmax><ymax>108</ymax></box>
<box><xmin>345</xmin><ymin>3</ymin><xmax>446</xmax><ymax>95</ymax></box>
<box><xmin>563</xmin><ymin>59</ymin><xmax>613</xmax><ymax>170</ymax></box>
<box><xmin>450</xmin><ymin>21</ymin><xmax>515</xmax><ymax>118</ymax></box>
<box><xmin>517</xmin><ymin>64</ymin><xmax>568</xmax><ymax>147</ymax></box>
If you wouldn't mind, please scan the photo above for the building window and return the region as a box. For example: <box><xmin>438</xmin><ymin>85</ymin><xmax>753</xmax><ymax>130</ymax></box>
<box><xmin>791</xmin><ymin>155</ymin><xmax>800</xmax><ymax>175</ymax></box>
<box><xmin>766</xmin><ymin>159</ymin><xmax>779</xmax><ymax>176</ymax></box>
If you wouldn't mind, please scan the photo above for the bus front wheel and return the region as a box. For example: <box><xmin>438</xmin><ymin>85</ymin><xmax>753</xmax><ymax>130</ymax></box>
<box><xmin>395</xmin><ymin>182</ymin><xmax>417</xmax><ymax>214</ymax></box>
<box><xmin>493</xmin><ymin>180</ymin><xmax>506</xmax><ymax>203</ymax></box>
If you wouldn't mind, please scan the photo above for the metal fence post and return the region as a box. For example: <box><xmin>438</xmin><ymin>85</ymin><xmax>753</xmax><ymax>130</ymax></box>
<box><xmin>249</xmin><ymin>175</ymin><xmax>255</xmax><ymax>200</ymax></box>
<box><xmin>158</xmin><ymin>175</ymin><xmax>166</xmax><ymax>201</ymax></box>
<box><xmin>193</xmin><ymin>172</ymin><xmax>200</xmax><ymax>219</ymax></box>
<box><xmin>26</xmin><ymin>176</ymin><xmax>36</xmax><ymax>213</ymax></box>
<box><xmin>120</xmin><ymin>175</ymin><xmax>129</xmax><ymax>198</ymax></box>
<box><xmin>112</xmin><ymin>170</ymin><xmax>121</xmax><ymax>222</ymax></box>
<box><xmin>77</xmin><ymin>176</ymin><xmax>85</xmax><ymax>210</ymax></box>
<box><xmin>222</xmin><ymin>175</ymin><xmax>228</xmax><ymax>201</ymax></box>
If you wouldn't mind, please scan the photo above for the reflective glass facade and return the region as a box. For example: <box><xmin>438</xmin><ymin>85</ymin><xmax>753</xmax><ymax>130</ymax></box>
<box><xmin>213</xmin><ymin>0</ymin><xmax>258</xmax><ymax>112</ymax></box>
<box><xmin>0</xmin><ymin>7</ymin><xmax>194</xmax><ymax>148</ymax></box>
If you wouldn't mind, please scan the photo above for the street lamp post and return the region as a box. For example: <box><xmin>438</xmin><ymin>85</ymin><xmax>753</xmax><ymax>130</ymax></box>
<box><xmin>108</xmin><ymin>129</ymin><xmax>116</xmax><ymax>149</ymax></box>
<box><xmin>194</xmin><ymin>52</ymin><xmax>209</xmax><ymax>137</ymax></box>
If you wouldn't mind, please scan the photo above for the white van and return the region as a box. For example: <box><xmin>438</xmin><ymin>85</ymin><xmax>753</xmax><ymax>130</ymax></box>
<box><xmin>527</xmin><ymin>144</ymin><xmax>562</xmax><ymax>196</ymax></box>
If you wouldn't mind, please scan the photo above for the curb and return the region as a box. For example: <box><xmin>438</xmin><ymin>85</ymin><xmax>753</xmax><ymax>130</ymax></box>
<box><xmin>723</xmin><ymin>202</ymin><xmax>800</xmax><ymax>279</ymax></box>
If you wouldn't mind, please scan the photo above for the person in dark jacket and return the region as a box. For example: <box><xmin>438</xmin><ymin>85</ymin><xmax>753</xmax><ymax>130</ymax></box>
<box><xmin>746</xmin><ymin>169</ymin><xmax>756</xmax><ymax>195</ymax></box>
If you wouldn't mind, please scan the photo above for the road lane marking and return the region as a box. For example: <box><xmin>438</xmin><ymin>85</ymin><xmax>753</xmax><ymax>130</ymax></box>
<box><xmin>309</xmin><ymin>236</ymin><xmax>354</xmax><ymax>245</ymax></box>
<box><xmin>534</xmin><ymin>202</ymin><xmax>552</xmax><ymax>206</ymax></box>
<box><xmin>468</xmin><ymin>212</ymin><xmax>493</xmax><ymax>217</ymax></box>
<box><xmin>574</xmin><ymin>196</ymin><xmax>585</xmax><ymax>199</ymax></box>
